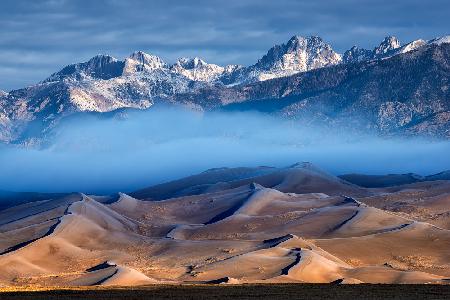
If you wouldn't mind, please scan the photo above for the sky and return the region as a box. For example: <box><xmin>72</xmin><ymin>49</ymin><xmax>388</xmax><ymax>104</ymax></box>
<box><xmin>1</xmin><ymin>0</ymin><xmax>449</xmax><ymax>91</ymax></box>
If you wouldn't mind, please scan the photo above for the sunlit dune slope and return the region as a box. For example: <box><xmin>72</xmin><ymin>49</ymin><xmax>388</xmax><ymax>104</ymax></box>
<box><xmin>0</xmin><ymin>163</ymin><xmax>449</xmax><ymax>287</ymax></box>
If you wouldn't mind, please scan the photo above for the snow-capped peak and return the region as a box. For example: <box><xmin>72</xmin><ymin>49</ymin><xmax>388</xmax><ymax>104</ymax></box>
<box><xmin>284</xmin><ymin>35</ymin><xmax>329</xmax><ymax>52</ymax></box>
<box><xmin>342</xmin><ymin>46</ymin><xmax>372</xmax><ymax>63</ymax></box>
<box><xmin>429</xmin><ymin>35</ymin><xmax>450</xmax><ymax>45</ymax></box>
<box><xmin>171</xmin><ymin>57</ymin><xmax>225</xmax><ymax>82</ymax></box>
<box><xmin>87</xmin><ymin>54</ymin><xmax>119</xmax><ymax>65</ymax></box>
<box><xmin>343</xmin><ymin>36</ymin><xmax>439</xmax><ymax>64</ymax></box>
<box><xmin>397</xmin><ymin>39</ymin><xmax>427</xmax><ymax>54</ymax></box>
<box><xmin>174</xmin><ymin>57</ymin><xmax>208</xmax><ymax>69</ymax></box>
<box><xmin>223</xmin><ymin>64</ymin><xmax>243</xmax><ymax>73</ymax></box>
<box><xmin>45</xmin><ymin>54</ymin><xmax>125</xmax><ymax>82</ymax></box>
<box><xmin>248</xmin><ymin>35</ymin><xmax>342</xmax><ymax>82</ymax></box>
<box><xmin>374</xmin><ymin>36</ymin><xmax>401</xmax><ymax>56</ymax></box>
<box><xmin>123</xmin><ymin>51</ymin><xmax>166</xmax><ymax>75</ymax></box>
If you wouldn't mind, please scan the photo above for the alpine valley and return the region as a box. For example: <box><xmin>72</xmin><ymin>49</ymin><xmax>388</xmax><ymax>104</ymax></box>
<box><xmin>0</xmin><ymin>35</ymin><xmax>450</xmax><ymax>144</ymax></box>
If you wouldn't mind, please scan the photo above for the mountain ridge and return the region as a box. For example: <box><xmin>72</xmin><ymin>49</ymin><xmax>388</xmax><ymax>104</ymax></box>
<box><xmin>36</xmin><ymin>34</ymin><xmax>449</xmax><ymax>88</ymax></box>
<box><xmin>0</xmin><ymin>34</ymin><xmax>449</xmax><ymax>143</ymax></box>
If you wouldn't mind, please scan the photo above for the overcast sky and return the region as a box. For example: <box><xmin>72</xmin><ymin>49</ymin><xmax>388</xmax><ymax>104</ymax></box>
<box><xmin>1</xmin><ymin>0</ymin><xmax>449</xmax><ymax>91</ymax></box>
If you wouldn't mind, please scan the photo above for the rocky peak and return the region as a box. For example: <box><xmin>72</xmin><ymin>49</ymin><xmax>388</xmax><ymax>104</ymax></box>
<box><xmin>171</xmin><ymin>57</ymin><xmax>225</xmax><ymax>82</ymax></box>
<box><xmin>343</xmin><ymin>36</ymin><xmax>408</xmax><ymax>64</ymax></box>
<box><xmin>250</xmin><ymin>35</ymin><xmax>341</xmax><ymax>81</ymax></box>
<box><xmin>285</xmin><ymin>35</ymin><xmax>329</xmax><ymax>52</ymax></box>
<box><xmin>429</xmin><ymin>35</ymin><xmax>450</xmax><ymax>45</ymax></box>
<box><xmin>257</xmin><ymin>36</ymin><xmax>341</xmax><ymax>71</ymax></box>
<box><xmin>397</xmin><ymin>39</ymin><xmax>427</xmax><ymax>54</ymax></box>
<box><xmin>85</xmin><ymin>54</ymin><xmax>118</xmax><ymax>68</ymax></box>
<box><xmin>284</xmin><ymin>35</ymin><xmax>309</xmax><ymax>51</ymax></box>
<box><xmin>123</xmin><ymin>51</ymin><xmax>166</xmax><ymax>74</ymax></box>
<box><xmin>374</xmin><ymin>36</ymin><xmax>401</xmax><ymax>56</ymax></box>
<box><xmin>174</xmin><ymin>57</ymin><xmax>208</xmax><ymax>69</ymax></box>
<box><xmin>46</xmin><ymin>54</ymin><xmax>125</xmax><ymax>82</ymax></box>
<box><xmin>223</xmin><ymin>64</ymin><xmax>243</xmax><ymax>73</ymax></box>
<box><xmin>343</xmin><ymin>46</ymin><xmax>373</xmax><ymax>63</ymax></box>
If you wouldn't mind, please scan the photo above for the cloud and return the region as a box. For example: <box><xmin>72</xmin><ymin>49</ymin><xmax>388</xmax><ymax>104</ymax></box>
<box><xmin>1</xmin><ymin>0</ymin><xmax>449</xmax><ymax>90</ymax></box>
<box><xmin>0</xmin><ymin>108</ymin><xmax>449</xmax><ymax>194</ymax></box>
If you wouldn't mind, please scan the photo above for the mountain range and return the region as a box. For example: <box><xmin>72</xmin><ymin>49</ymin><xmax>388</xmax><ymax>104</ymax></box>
<box><xmin>0</xmin><ymin>35</ymin><xmax>449</xmax><ymax>143</ymax></box>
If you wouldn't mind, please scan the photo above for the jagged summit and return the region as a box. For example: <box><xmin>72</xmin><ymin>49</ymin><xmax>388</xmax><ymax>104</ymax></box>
<box><xmin>284</xmin><ymin>35</ymin><xmax>333</xmax><ymax>52</ymax></box>
<box><xmin>374</xmin><ymin>36</ymin><xmax>401</xmax><ymax>56</ymax></box>
<box><xmin>248</xmin><ymin>35</ymin><xmax>342</xmax><ymax>81</ymax></box>
<box><xmin>397</xmin><ymin>39</ymin><xmax>427</xmax><ymax>54</ymax></box>
<box><xmin>429</xmin><ymin>35</ymin><xmax>450</xmax><ymax>45</ymax></box>
<box><xmin>170</xmin><ymin>57</ymin><xmax>225</xmax><ymax>82</ymax></box>
<box><xmin>88</xmin><ymin>54</ymin><xmax>119</xmax><ymax>65</ymax></box>
<box><xmin>123</xmin><ymin>51</ymin><xmax>166</xmax><ymax>74</ymax></box>
<box><xmin>342</xmin><ymin>36</ymin><xmax>431</xmax><ymax>64</ymax></box>
<box><xmin>343</xmin><ymin>46</ymin><xmax>373</xmax><ymax>63</ymax></box>
<box><xmin>174</xmin><ymin>57</ymin><xmax>208</xmax><ymax>69</ymax></box>
<box><xmin>46</xmin><ymin>54</ymin><xmax>125</xmax><ymax>81</ymax></box>
<box><xmin>343</xmin><ymin>36</ymin><xmax>401</xmax><ymax>64</ymax></box>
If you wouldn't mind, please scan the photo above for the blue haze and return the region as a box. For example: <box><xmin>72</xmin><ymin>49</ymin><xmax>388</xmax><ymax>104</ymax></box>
<box><xmin>0</xmin><ymin>108</ymin><xmax>449</xmax><ymax>194</ymax></box>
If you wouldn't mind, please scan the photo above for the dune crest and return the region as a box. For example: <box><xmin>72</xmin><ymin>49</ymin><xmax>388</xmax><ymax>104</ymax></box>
<box><xmin>0</xmin><ymin>163</ymin><xmax>449</xmax><ymax>286</ymax></box>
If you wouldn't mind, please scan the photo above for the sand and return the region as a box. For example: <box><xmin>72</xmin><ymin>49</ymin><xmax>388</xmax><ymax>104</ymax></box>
<box><xmin>0</xmin><ymin>163</ymin><xmax>449</xmax><ymax>287</ymax></box>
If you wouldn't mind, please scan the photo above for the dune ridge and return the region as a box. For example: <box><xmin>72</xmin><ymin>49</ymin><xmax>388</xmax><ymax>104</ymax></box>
<box><xmin>0</xmin><ymin>163</ymin><xmax>449</xmax><ymax>287</ymax></box>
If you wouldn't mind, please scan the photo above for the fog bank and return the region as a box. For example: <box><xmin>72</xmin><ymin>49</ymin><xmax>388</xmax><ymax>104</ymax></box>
<box><xmin>1</xmin><ymin>108</ymin><xmax>450</xmax><ymax>194</ymax></box>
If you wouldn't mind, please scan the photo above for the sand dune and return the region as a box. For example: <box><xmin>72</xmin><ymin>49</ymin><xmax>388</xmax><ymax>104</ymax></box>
<box><xmin>359</xmin><ymin>180</ymin><xmax>450</xmax><ymax>229</ymax></box>
<box><xmin>0</xmin><ymin>191</ymin><xmax>67</xmax><ymax>211</ymax></box>
<box><xmin>180</xmin><ymin>234</ymin><xmax>445</xmax><ymax>284</ymax></box>
<box><xmin>71</xmin><ymin>262</ymin><xmax>157</xmax><ymax>286</ymax></box>
<box><xmin>0</xmin><ymin>163</ymin><xmax>449</xmax><ymax>287</ymax></box>
<box><xmin>131</xmin><ymin>166</ymin><xmax>277</xmax><ymax>200</ymax></box>
<box><xmin>131</xmin><ymin>162</ymin><xmax>366</xmax><ymax>200</ymax></box>
<box><xmin>340</xmin><ymin>170</ymin><xmax>450</xmax><ymax>188</ymax></box>
<box><xmin>0</xmin><ymin>194</ymin><xmax>82</xmax><ymax>254</ymax></box>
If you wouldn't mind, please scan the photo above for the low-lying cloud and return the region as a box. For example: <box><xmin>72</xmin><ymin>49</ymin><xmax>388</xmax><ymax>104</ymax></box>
<box><xmin>1</xmin><ymin>108</ymin><xmax>450</xmax><ymax>194</ymax></box>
